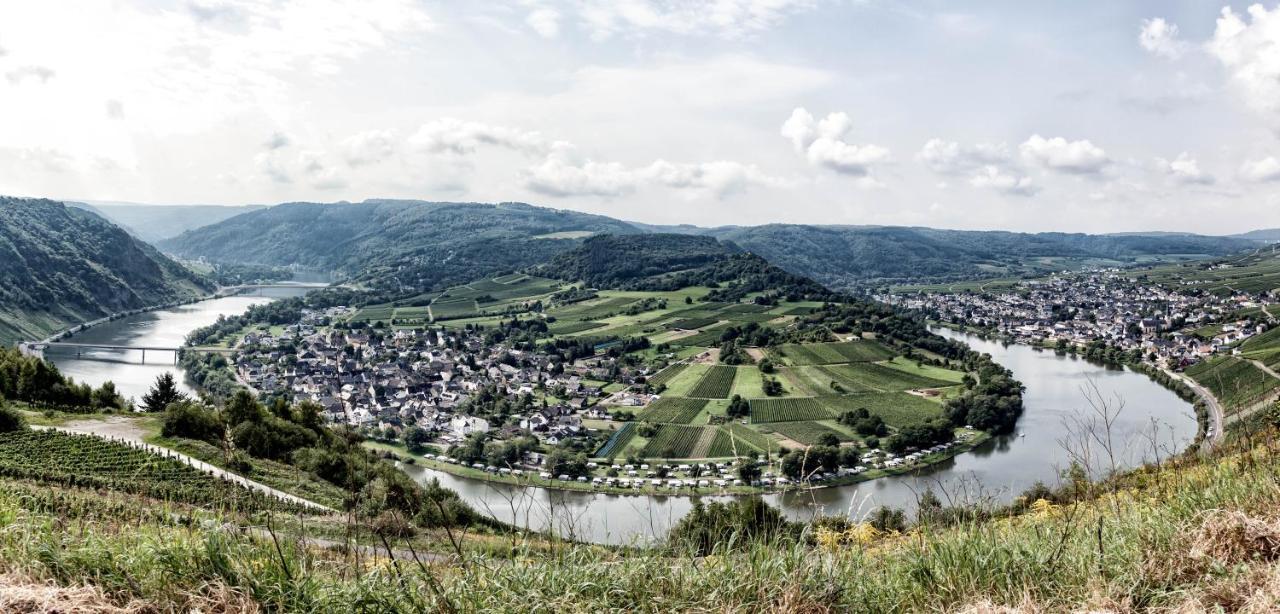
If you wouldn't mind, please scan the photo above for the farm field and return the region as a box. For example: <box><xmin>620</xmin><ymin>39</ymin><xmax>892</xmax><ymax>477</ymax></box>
<box><xmin>648</xmin><ymin>362</ymin><xmax>689</xmax><ymax>388</ymax></box>
<box><xmin>748</xmin><ymin>398</ymin><xmax>832</xmax><ymax>423</ymax></box>
<box><xmin>659</xmin><ymin>363</ymin><xmax>709</xmax><ymax>397</ymax></box>
<box><xmin>639</xmin><ymin>425</ymin><xmax>707</xmax><ymax>458</ymax></box>
<box><xmin>673</xmin><ymin>323</ymin><xmax>733</xmax><ymax>347</ymax></box>
<box><xmin>596</xmin><ymin>423</ymin><xmax>637</xmax><ymax>457</ymax></box>
<box><xmin>638</xmin><ymin>397</ymin><xmax>709</xmax><ymax>423</ymax></box>
<box><xmin>772</xmin><ymin>341</ymin><xmax>896</xmax><ymax>366</ymax></box>
<box><xmin>819</xmin><ymin>393</ymin><xmax>946</xmax><ymax>427</ymax></box>
<box><xmin>766</xmin><ymin>421</ymin><xmax>853</xmax><ymax>446</ymax></box>
<box><xmin>0</xmin><ymin>429</ymin><xmax>302</xmax><ymax>512</ymax></box>
<box><xmin>818</xmin><ymin>362</ymin><xmax>955</xmax><ymax>392</ymax></box>
<box><xmin>721</xmin><ymin>423</ymin><xmax>780</xmax><ymax>453</ymax></box>
<box><xmin>687</xmin><ymin>365</ymin><xmax>737</xmax><ymax>398</ymax></box>
<box><xmin>729</xmin><ymin>367</ymin><xmax>768</xmax><ymax>398</ymax></box>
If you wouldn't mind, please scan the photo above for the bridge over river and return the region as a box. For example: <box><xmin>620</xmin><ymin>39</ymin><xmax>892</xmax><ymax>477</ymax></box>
<box><xmin>20</xmin><ymin>342</ymin><xmax>235</xmax><ymax>364</ymax></box>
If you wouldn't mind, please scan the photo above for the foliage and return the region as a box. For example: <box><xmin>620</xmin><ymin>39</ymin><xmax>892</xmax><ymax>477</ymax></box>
<box><xmin>667</xmin><ymin>497</ymin><xmax>798</xmax><ymax>556</ymax></box>
<box><xmin>140</xmin><ymin>372</ymin><xmax>187</xmax><ymax>413</ymax></box>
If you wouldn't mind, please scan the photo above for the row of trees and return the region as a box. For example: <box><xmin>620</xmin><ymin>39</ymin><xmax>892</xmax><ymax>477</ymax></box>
<box><xmin>0</xmin><ymin>348</ymin><xmax>128</xmax><ymax>412</ymax></box>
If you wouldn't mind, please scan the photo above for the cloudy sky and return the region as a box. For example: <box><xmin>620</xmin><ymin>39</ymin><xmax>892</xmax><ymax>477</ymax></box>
<box><xmin>2</xmin><ymin>1</ymin><xmax>1279</xmax><ymax>234</ymax></box>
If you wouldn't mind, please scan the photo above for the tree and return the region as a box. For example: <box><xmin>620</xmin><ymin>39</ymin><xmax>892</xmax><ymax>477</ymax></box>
<box><xmin>736</xmin><ymin>459</ymin><xmax>762</xmax><ymax>483</ymax></box>
<box><xmin>223</xmin><ymin>389</ymin><xmax>263</xmax><ymax>425</ymax></box>
<box><xmin>140</xmin><ymin>372</ymin><xmax>186</xmax><ymax>413</ymax></box>
<box><xmin>725</xmin><ymin>395</ymin><xmax>750</xmax><ymax>419</ymax></box>
<box><xmin>403</xmin><ymin>426</ymin><xmax>432</xmax><ymax>454</ymax></box>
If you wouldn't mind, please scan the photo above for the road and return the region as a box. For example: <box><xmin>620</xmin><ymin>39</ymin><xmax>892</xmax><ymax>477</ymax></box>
<box><xmin>33</xmin><ymin>417</ymin><xmax>334</xmax><ymax>513</ymax></box>
<box><xmin>1163</xmin><ymin>368</ymin><xmax>1224</xmax><ymax>450</ymax></box>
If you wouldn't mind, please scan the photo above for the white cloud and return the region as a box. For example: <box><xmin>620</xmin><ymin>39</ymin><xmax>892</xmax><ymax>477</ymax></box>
<box><xmin>1239</xmin><ymin>156</ymin><xmax>1280</xmax><ymax>183</ymax></box>
<box><xmin>917</xmin><ymin>138</ymin><xmax>1009</xmax><ymax>174</ymax></box>
<box><xmin>1019</xmin><ymin>134</ymin><xmax>1109</xmax><ymax>175</ymax></box>
<box><xmin>1139</xmin><ymin>17</ymin><xmax>1187</xmax><ymax>59</ymax></box>
<box><xmin>264</xmin><ymin>132</ymin><xmax>291</xmax><ymax>150</ymax></box>
<box><xmin>342</xmin><ymin>130</ymin><xmax>397</xmax><ymax>167</ymax></box>
<box><xmin>1157</xmin><ymin>152</ymin><xmax>1213</xmax><ymax>185</ymax></box>
<box><xmin>781</xmin><ymin>108</ymin><xmax>889</xmax><ymax>177</ymax></box>
<box><xmin>409</xmin><ymin>118</ymin><xmax>547</xmax><ymax>155</ymax></box>
<box><xmin>969</xmin><ymin>165</ymin><xmax>1037</xmax><ymax>196</ymax></box>
<box><xmin>525</xmin><ymin>142</ymin><xmax>788</xmax><ymax>198</ymax></box>
<box><xmin>1208</xmin><ymin>5</ymin><xmax>1280</xmax><ymax>128</ymax></box>
<box><xmin>577</xmin><ymin>0</ymin><xmax>819</xmax><ymax>40</ymax></box>
<box><xmin>4</xmin><ymin>65</ymin><xmax>55</xmax><ymax>85</ymax></box>
<box><xmin>526</xmin><ymin>7</ymin><xmax>561</xmax><ymax>38</ymax></box>
<box><xmin>525</xmin><ymin>142</ymin><xmax>638</xmax><ymax>197</ymax></box>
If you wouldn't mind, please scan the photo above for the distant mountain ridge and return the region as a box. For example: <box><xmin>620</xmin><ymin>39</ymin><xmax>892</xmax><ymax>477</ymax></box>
<box><xmin>0</xmin><ymin>197</ymin><xmax>212</xmax><ymax>345</ymax></box>
<box><xmin>1232</xmin><ymin>228</ymin><xmax>1280</xmax><ymax>242</ymax></box>
<box><xmin>160</xmin><ymin>199</ymin><xmax>1258</xmax><ymax>293</ymax></box>
<box><xmin>68</xmin><ymin>201</ymin><xmax>267</xmax><ymax>243</ymax></box>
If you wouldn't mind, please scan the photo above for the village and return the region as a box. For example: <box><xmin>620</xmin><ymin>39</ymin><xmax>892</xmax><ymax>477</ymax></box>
<box><xmin>883</xmin><ymin>269</ymin><xmax>1278</xmax><ymax>369</ymax></box>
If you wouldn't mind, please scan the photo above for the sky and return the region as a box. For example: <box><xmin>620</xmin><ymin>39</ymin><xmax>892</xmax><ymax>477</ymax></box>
<box><xmin>1</xmin><ymin>1</ymin><xmax>1279</xmax><ymax>234</ymax></box>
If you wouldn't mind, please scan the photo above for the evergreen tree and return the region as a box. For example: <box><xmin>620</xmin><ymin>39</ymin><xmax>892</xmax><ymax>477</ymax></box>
<box><xmin>140</xmin><ymin>372</ymin><xmax>186</xmax><ymax>413</ymax></box>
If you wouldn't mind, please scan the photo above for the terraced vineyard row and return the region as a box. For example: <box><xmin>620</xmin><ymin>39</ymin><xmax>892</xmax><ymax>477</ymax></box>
<box><xmin>722</xmin><ymin>423</ymin><xmax>776</xmax><ymax>452</ymax></box>
<box><xmin>0</xmin><ymin>430</ymin><xmax>306</xmax><ymax>513</ymax></box>
<box><xmin>818</xmin><ymin>393</ymin><xmax>945</xmax><ymax>427</ymax></box>
<box><xmin>639</xmin><ymin>425</ymin><xmax>706</xmax><ymax>458</ymax></box>
<box><xmin>648</xmin><ymin>363</ymin><xmax>689</xmax><ymax>388</ymax></box>
<box><xmin>748</xmin><ymin>397</ymin><xmax>832</xmax><ymax>423</ymax></box>
<box><xmin>638</xmin><ymin>397</ymin><xmax>708</xmax><ymax>423</ymax></box>
<box><xmin>775</xmin><ymin>341</ymin><xmax>896</xmax><ymax>365</ymax></box>
<box><xmin>596</xmin><ymin>423</ymin><xmax>637</xmax><ymax>458</ymax></box>
<box><xmin>673</xmin><ymin>324</ymin><xmax>732</xmax><ymax>347</ymax></box>
<box><xmin>819</xmin><ymin>362</ymin><xmax>954</xmax><ymax>392</ymax></box>
<box><xmin>687</xmin><ymin>366</ymin><xmax>737</xmax><ymax>398</ymax></box>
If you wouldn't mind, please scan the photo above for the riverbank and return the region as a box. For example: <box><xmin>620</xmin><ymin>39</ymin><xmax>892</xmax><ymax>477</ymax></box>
<box><xmin>365</xmin><ymin>431</ymin><xmax>992</xmax><ymax>498</ymax></box>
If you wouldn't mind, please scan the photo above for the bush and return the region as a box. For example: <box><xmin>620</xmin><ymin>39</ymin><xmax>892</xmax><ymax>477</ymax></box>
<box><xmin>667</xmin><ymin>497</ymin><xmax>796</xmax><ymax>556</ymax></box>
<box><xmin>161</xmin><ymin>401</ymin><xmax>225</xmax><ymax>444</ymax></box>
<box><xmin>0</xmin><ymin>403</ymin><xmax>26</xmax><ymax>433</ymax></box>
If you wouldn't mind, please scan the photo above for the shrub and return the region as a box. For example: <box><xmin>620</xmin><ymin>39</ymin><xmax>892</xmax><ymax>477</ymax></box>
<box><xmin>161</xmin><ymin>401</ymin><xmax>225</xmax><ymax>444</ymax></box>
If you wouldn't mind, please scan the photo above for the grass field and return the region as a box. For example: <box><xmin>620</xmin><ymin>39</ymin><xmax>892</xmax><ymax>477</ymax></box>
<box><xmin>687</xmin><ymin>365</ymin><xmax>737</xmax><ymax>398</ymax></box>
<box><xmin>773</xmin><ymin>341</ymin><xmax>896</xmax><ymax>365</ymax></box>
<box><xmin>748</xmin><ymin>397</ymin><xmax>832</xmax><ymax>423</ymax></box>
<box><xmin>638</xmin><ymin>397</ymin><xmax>709</xmax><ymax>423</ymax></box>
<box><xmin>767</xmin><ymin>420</ymin><xmax>854</xmax><ymax>445</ymax></box>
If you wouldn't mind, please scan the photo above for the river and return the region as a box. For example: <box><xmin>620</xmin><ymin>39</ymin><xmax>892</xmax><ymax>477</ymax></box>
<box><xmin>45</xmin><ymin>288</ymin><xmax>311</xmax><ymax>401</ymax></box>
<box><xmin>47</xmin><ymin>299</ymin><xmax>1199</xmax><ymax>546</ymax></box>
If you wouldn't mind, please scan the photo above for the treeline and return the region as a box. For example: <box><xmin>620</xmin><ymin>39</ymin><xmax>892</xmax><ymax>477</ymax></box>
<box><xmin>211</xmin><ymin>263</ymin><xmax>295</xmax><ymax>286</ymax></box>
<box><xmin>0</xmin><ymin>348</ymin><xmax>127</xmax><ymax>411</ymax></box>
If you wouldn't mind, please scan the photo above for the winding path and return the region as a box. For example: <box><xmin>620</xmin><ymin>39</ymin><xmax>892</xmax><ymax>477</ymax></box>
<box><xmin>32</xmin><ymin>417</ymin><xmax>334</xmax><ymax>513</ymax></box>
<box><xmin>1163</xmin><ymin>368</ymin><xmax>1225</xmax><ymax>449</ymax></box>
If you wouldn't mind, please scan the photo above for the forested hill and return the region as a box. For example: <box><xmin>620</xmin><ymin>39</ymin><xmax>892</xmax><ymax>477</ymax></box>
<box><xmin>159</xmin><ymin>199</ymin><xmax>641</xmax><ymax>293</ymax></box>
<box><xmin>0</xmin><ymin>197</ymin><xmax>212</xmax><ymax>345</ymax></box>
<box><xmin>68</xmin><ymin>201</ymin><xmax>267</xmax><ymax>243</ymax></box>
<box><xmin>693</xmin><ymin>224</ymin><xmax>1256</xmax><ymax>288</ymax></box>
<box><xmin>160</xmin><ymin>199</ymin><xmax>1256</xmax><ymax>295</ymax></box>
<box><xmin>534</xmin><ymin>233</ymin><xmax>836</xmax><ymax>302</ymax></box>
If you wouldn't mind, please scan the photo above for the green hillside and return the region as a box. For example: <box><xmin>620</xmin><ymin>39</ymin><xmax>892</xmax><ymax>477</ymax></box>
<box><xmin>0</xmin><ymin>197</ymin><xmax>212</xmax><ymax>345</ymax></box>
<box><xmin>158</xmin><ymin>200</ymin><xmax>641</xmax><ymax>295</ymax></box>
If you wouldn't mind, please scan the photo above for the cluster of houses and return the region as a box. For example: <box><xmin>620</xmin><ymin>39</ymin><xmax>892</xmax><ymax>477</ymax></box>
<box><xmin>227</xmin><ymin>308</ymin><xmax>660</xmax><ymax>451</ymax></box>
<box><xmin>885</xmin><ymin>270</ymin><xmax>1275</xmax><ymax>368</ymax></box>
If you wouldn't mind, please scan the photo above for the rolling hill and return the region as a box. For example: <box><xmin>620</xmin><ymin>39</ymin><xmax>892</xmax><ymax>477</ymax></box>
<box><xmin>158</xmin><ymin>199</ymin><xmax>641</xmax><ymax>294</ymax></box>
<box><xmin>0</xmin><ymin>197</ymin><xmax>212</xmax><ymax>345</ymax></box>
<box><xmin>160</xmin><ymin>199</ymin><xmax>1257</xmax><ymax>294</ymax></box>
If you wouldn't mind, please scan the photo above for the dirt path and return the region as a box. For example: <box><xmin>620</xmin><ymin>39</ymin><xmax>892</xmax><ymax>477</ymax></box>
<box><xmin>745</xmin><ymin>348</ymin><xmax>767</xmax><ymax>362</ymax></box>
<box><xmin>36</xmin><ymin>417</ymin><xmax>334</xmax><ymax>513</ymax></box>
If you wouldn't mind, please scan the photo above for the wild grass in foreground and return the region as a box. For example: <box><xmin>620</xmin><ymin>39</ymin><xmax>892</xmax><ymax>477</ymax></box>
<box><xmin>6</xmin><ymin>422</ymin><xmax>1280</xmax><ymax>611</ymax></box>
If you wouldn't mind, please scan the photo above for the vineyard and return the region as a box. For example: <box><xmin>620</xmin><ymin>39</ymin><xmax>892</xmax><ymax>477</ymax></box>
<box><xmin>666</xmin><ymin>317</ymin><xmax>719</xmax><ymax>331</ymax></box>
<box><xmin>818</xmin><ymin>362</ymin><xmax>955</xmax><ymax>392</ymax></box>
<box><xmin>722</xmin><ymin>423</ymin><xmax>777</xmax><ymax>453</ymax></box>
<box><xmin>774</xmin><ymin>341</ymin><xmax>896</xmax><ymax>365</ymax></box>
<box><xmin>0</xmin><ymin>430</ymin><xmax>306</xmax><ymax>513</ymax></box>
<box><xmin>819</xmin><ymin>392</ymin><xmax>945</xmax><ymax>427</ymax></box>
<box><xmin>548</xmin><ymin>320</ymin><xmax>606</xmax><ymax>335</ymax></box>
<box><xmin>748</xmin><ymin>398</ymin><xmax>832</xmax><ymax>423</ymax></box>
<box><xmin>648</xmin><ymin>363</ymin><xmax>689</xmax><ymax>388</ymax></box>
<box><xmin>638</xmin><ymin>397</ymin><xmax>708</xmax><ymax>423</ymax></box>
<box><xmin>687</xmin><ymin>366</ymin><xmax>737</xmax><ymax>398</ymax></box>
<box><xmin>705</xmin><ymin>426</ymin><xmax>766</xmax><ymax>457</ymax></box>
<box><xmin>673</xmin><ymin>324</ymin><xmax>732</xmax><ymax>348</ymax></box>
<box><xmin>768</xmin><ymin>421</ymin><xmax>853</xmax><ymax>446</ymax></box>
<box><xmin>596</xmin><ymin>423</ymin><xmax>637</xmax><ymax>458</ymax></box>
<box><xmin>639</xmin><ymin>425</ymin><xmax>706</xmax><ymax>458</ymax></box>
